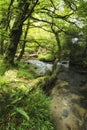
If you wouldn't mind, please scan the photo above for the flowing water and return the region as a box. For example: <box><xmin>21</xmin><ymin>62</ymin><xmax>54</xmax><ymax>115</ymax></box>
<box><xmin>26</xmin><ymin>60</ymin><xmax>87</xmax><ymax>130</ymax></box>
<box><xmin>51</xmin><ymin>70</ymin><xmax>87</xmax><ymax>130</ymax></box>
<box><xmin>25</xmin><ymin>59</ymin><xmax>69</xmax><ymax>76</ymax></box>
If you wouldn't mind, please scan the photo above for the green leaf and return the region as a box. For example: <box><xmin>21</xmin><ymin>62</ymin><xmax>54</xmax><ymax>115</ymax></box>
<box><xmin>15</xmin><ymin>107</ymin><xmax>29</xmax><ymax>121</ymax></box>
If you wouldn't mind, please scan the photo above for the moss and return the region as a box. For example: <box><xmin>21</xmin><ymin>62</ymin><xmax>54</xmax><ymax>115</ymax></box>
<box><xmin>17</xmin><ymin>62</ymin><xmax>37</xmax><ymax>79</ymax></box>
<box><xmin>38</xmin><ymin>53</ymin><xmax>55</xmax><ymax>62</ymax></box>
<box><xmin>0</xmin><ymin>76</ymin><xmax>9</xmax><ymax>85</ymax></box>
<box><xmin>25</xmin><ymin>47</ymin><xmax>35</xmax><ymax>54</ymax></box>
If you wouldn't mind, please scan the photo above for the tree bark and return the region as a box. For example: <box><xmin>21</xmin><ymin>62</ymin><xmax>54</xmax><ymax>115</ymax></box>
<box><xmin>4</xmin><ymin>21</ymin><xmax>22</xmax><ymax>65</ymax></box>
<box><xmin>4</xmin><ymin>0</ymin><xmax>39</xmax><ymax>65</ymax></box>
<box><xmin>17</xmin><ymin>19</ymin><xmax>30</xmax><ymax>61</ymax></box>
<box><xmin>51</xmin><ymin>23</ymin><xmax>62</xmax><ymax>60</ymax></box>
<box><xmin>6</xmin><ymin>0</ymin><xmax>15</xmax><ymax>31</ymax></box>
<box><xmin>82</xmin><ymin>41</ymin><xmax>87</xmax><ymax>58</ymax></box>
<box><xmin>55</xmin><ymin>32</ymin><xmax>62</xmax><ymax>60</ymax></box>
<box><xmin>0</xmin><ymin>37</ymin><xmax>4</xmax><ymax>55</ymax></box>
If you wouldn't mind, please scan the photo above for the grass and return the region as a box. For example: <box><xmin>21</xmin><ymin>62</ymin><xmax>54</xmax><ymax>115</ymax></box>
<box><xmin>0</xmin><ymin>62</ymin><xmax>8</xmax><ymax>75</ymax></box>
<box><xmin>0</xmin><ymin>85</ymin><xmax>54</xmax><ymax>130</ymax></box>
<box><xmin>17</xmin><ymin>62</ymin><xmax>37</xmax><ymax>79</ymax></box>
<box><xmin>0</xmin><ymin>59</ymin><xmax>54</xmax><ymax>130</ymax></box>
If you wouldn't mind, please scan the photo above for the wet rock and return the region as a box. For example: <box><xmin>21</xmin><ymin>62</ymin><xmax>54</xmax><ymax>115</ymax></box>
<box><xmin>50</xmin><ymin>70</ymin><xmax>87</xmax><ymax>130</ymax></box>
<box><xmin>62</xmin><ymin>109</ymin><xmax>69</xmax><ymax>118</ymax></box>
<box><xmin>57</xmin><ymin>60</ymin><xmax>69</xmax><ymax>68</ymax></box>
<box><xmin>25</xmin><ymin>59</ymin><xmax>70</xmax><ymax>76</ymax></box>
<box><xmin>84</xmin><ymin>118</ymin><xmax>87</xmax><ymax>130</ymax></box>
<box><xmin>25</xmin><ymin>60</ymin><xmax>52</xmax><ymax>76</ymax></box>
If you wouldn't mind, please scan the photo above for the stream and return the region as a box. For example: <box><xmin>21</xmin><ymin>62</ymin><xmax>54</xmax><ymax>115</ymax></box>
<box><xmin>51</xmin><ymin>70</ymin><xmax>87</xmax><ymax>130</ymax></box>
<box><xmin>26</xmin><ymin>59</ymin><xmax>87</xmax><ymax>130</ymax></box>
<box><xmin>25</xmin><ymin>59</ymin><xmax>69</xmax><ymax>76</ymax></box>
<box><xmin>26</xmin><ymin>60</ymin><xmax>52</xmax><ymax>76</ymax></box>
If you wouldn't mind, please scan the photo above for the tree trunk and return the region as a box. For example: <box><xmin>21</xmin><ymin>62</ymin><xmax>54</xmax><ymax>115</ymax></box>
<box><xmin>4</xmin><ymin>21</ymin><xmax>22</xmax><ymax>65</ymax></box>
<box><xmin>6</xmin><ymin>0</ymin><xmax>15</xmax><ymax>31</ymax></box>
<box><xmin>82</xmin><ymin>41</ymin><xmax>87</xmax><ymax>58</ymax></box>
<box><xmin>55</xmin><ymin>33</ymin><xmax>62</xmax><ymax>60</ymax></box>
<box><xmin>17</xmin><ymin>19</ymin><xmax>30</xmax><ymax>61</ymax></box>
<box><xmin>0</xmin><ymin>37</ymin><xmax>4</xmax><ymax>55</ymax></box>
<box><xmin>4</xmin><ymin>0</ymin><xmax>39</xmax><ymax>65</ymax></box>
<box><xmin>51</xmin><ymin>24</ymin><xmax>62</xmax><ymax>60</ymax></box>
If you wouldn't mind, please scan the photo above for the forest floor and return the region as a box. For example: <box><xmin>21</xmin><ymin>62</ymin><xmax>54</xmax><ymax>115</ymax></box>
<box><xmin>3</xmin><ymin>69</ymin><xmax>43</xmax><ymax>92</ymax></box>
<box><xmin>1</xmin><ymin>58</ymin><xmax>87</xmax><ymax>130</ymax></box>
<box><xmin>50</xmin><ymin>69</ymin><xmax>87</xmax><ymax>130</ymax></box>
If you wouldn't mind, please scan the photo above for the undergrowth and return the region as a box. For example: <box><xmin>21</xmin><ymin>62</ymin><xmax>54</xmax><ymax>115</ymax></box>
<box><xmin>17</xmin><ymin>62</ymin><xmax>37</xmax><ymax>79</ymax></box>
<box><xmin>0</xmin><ymin>62</ymin><xmax>8</xmax><ymax>75</ymax></box>
<box><xmin>0</xmin><ymin>85</ymin><xmax>54</xmax><ymax>130</ymax></box>
<box><xmin>0</xmin><ymin>60</ymin><xmax>54</xmax><ymax>130</ymax></box>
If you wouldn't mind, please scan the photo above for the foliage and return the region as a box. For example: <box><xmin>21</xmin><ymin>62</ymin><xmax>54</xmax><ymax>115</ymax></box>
<box><xmin>0</xmin><ymin>85</ymin><xmax>54</xmax><ymax>130</ymax></box>
<box><xmin>17</xmin><ymin>62</ymin><xmax>37</xmax><ymax>79</ymax></box>
<box><xmin>38</xmin><ymin>54</ymin><xmax>55</xmax><ymax>62</ymax></box>
<box><xmin>1</xmin><ymin>0</ymin><xmax>87</xmax><ymax>67</ymax></box>
<box><xmin>0</xmin><ymin>62</ymin><xmax>8</xmax><ymax>75</ymax></box>
<box><xmin>0</xmin><ymin>76</ymin><xmax>9</xmax><ymax>85</ymax></box>
<box><xmin>1</xmin><ymin>1</ymin><xmax>87</xmax><ymax>129</ymax></box>
<box><xmin>25</xmin><ymin>47</ymin><xmax>35</xmax><ymax>54</ymax></box>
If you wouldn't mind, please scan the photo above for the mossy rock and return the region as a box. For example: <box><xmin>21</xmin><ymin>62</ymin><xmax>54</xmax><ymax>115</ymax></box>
<box><xmin>38</xmin><ymin>54</ymin><xmax>55</xmax><ymax>62</ymax></box>
<box><xmin>25</xmin><ymin>47</ymin><xmax>35</xmax><ymax>54</ymax></box>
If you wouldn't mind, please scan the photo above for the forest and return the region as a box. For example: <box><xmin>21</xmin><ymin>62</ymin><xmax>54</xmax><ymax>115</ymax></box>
<box><xmin>0</xmin><ymin>0</ymin><xmax>87</xmax><ymax>130</ymax></box>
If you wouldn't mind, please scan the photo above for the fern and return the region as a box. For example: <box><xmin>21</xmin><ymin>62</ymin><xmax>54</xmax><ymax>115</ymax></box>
<box><xmin>15</xmin><ymin>107</ymin><xmax>29</xmax><ymax>121</ymax></box>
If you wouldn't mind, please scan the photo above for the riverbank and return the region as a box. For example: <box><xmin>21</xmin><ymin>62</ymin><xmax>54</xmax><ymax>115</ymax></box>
<box><xmin>50</xmin><ymin>70</ymin><xmax>87</xmax><ymax>130</ymax></box>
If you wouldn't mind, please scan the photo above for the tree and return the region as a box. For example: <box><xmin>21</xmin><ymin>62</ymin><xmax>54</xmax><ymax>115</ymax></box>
<box><xmin>0</xmin><ymin>0</ymin><xmax>10</xmax><ymax>55</ymax></box>
<box><xmin>17</xmin><ymin>19</ymin><xmax>30</xmax><ymax>61</ymax></box>
<box><xmin>4</xmin><ymin>0</ymin><xmax>38</xmax><ymax>65</ymax></box>
<box><xmin>1</xmin><ymin>0</ymin><xmax>87</xmax><ymax>68</ymax></box>
<box><xmin>30</xmin><ymin>0</ymin><xmax>78</xmax><ymax>60</ymax></box>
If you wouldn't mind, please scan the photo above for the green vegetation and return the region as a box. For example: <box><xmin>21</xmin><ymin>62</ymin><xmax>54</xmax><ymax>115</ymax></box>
<box><xmin>38</xmin><ymin>54</ymin><xmax>55</xmax><ymax>62</ymax></box>
<box><xmin>17</xmin><ymin>62</ymin><xmax>37</xmax><ymax>79</ymax></box>
<box><xmin>0</xmin><ymin>0</ymin><xmax>87</xmax><ymax>129</ymax></box>
<box><xmin>0</xmin><ymin>63</ymin><xmax>7</xmax><ymax>75</ymax></box>
<box><xmin>0</xmin><ymin>0</ymin><xmax>87</xmax><ymax>68</ymax></box>
<box><xmin>0</xmin><ymin>61</ymin><xmax>54</xmax><ymax>130</ymax></box>
<box><xmin>0</xmin><ymin>85</ymin><xmax>54</xmax><ymax>130</ymax></box>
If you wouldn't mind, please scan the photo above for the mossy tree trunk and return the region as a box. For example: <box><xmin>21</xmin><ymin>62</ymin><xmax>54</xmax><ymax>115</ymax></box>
<box><xmin>55</xmin><ymin>32</ymin><xmax>62</xmax><ymax>60</ymax></box>
<box><xmin>0</xmin><ymin>37</ymin><xmax>4</xmax><ymax>55</ymax></box>
<box><xmin>4</xmin><ymin>0</ymin><xmax>38</xmax><ymax>65</ymax></box>
<box><xmin>0</xmin><ymin>0</ymin><xmax>14</xmax><ymax>56</ymax></box>
<box><xmin>40</xmin><ymin>59</ymin><xmax>59</xmax><ymax>95</ymax></box>
<box><xmin>51</xmin><ymin>24</ymin><xmax>62</xmax><ymax>60</ymax></box>
<box><xmin>4</xmin><ymin>21</ymin><xmax>22</xmax><ymax>65</ymax></box>
<box><xmin>6</xmin><ymin>0</ymin><xmax>15</xmax><ymax>31</ymax></box>
<box><xmin>17</xmin><ymin>19</ymin><xmax>30</xmax><ymax>61</ymax></box>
